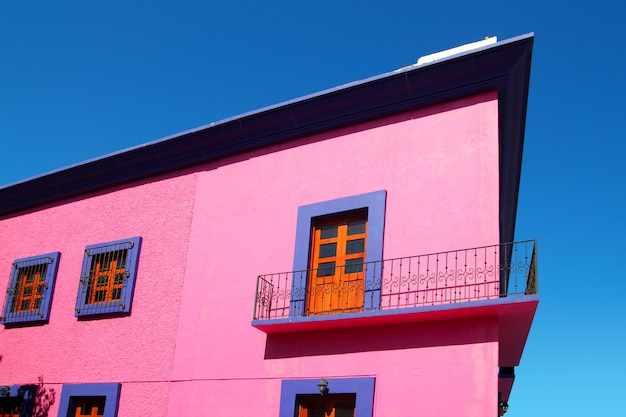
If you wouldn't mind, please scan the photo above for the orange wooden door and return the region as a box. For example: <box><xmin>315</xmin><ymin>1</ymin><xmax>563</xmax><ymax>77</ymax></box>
<box><xmin>297</xmin><ymin>394</ymin><xmax>356</xmax><ymax>417</ymax></box>
<box><xmin>308</xmin><ymin>212</ymin><xmax>367</xmax><ymax>315</ymax></box>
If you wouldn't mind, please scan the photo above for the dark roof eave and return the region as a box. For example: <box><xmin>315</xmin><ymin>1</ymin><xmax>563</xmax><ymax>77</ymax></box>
<box><xmin>0</xmin><ymin>34</ymin><xmax>534</xmax><ymax>244</ymax></box>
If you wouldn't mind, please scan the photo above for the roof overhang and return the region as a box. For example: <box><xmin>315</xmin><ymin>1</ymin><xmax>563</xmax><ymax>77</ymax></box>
<box><xmin>0</xmin><ymin>33</ymin><xmax>534</xmax><ymax>243</ymax></box>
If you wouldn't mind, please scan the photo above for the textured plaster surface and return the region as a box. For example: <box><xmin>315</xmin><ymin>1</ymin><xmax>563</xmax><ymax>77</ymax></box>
<box><xmin>0</xmin><ymin>91</ymin><xmax>500</xmax><ymax>416</ymax></box>
<box><xmin>0</xmin><ymin>171</ymin><xmax>197</xmax><ymax>417</ymax></box>
<box><xmin>168</xmin><ymin>92</ymin><xmax>500</xmax><ymax>415</ymax></box>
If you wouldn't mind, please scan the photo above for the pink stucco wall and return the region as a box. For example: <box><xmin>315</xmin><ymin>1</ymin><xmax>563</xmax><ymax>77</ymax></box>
<box><xmin>1</xmin><ymin>91</ymin><xmax>500</xmax><ymax>416</ymax></box>
<box><xmin>168</xmin><ymin>319</ymin><xmax>498</xmax><ymax>417</ymax></box>
<box><xmin>0</xmin><ymin>171</ymin><xmax>198</xmax><ymax>417</ymax></box>
<box><xmin>168</xmin><ymin>92</ymin><xmax>500</xmax><ymax>415</ymax></box>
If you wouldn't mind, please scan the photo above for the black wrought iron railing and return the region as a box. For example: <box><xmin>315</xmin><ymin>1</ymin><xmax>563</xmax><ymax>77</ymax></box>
<box><xmin>253</xmin><ymin>240</ymin><xmax>537</xmax><ymax>320</ymax></box>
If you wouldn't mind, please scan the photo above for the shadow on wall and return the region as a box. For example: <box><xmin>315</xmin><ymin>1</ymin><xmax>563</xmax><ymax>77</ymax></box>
<box><xmin>29</xmin><ymin>376</ymin><xmax>56</xmax><ymax>417</ymax></box>
<box><xmin>1</xmin><ymin>356</ymin><xmax>56</xmax><ymax>417</ymax></box>
<box><xmin>264</xmin><ymin>316</ymin><xmax>498</xmax><ymax>359</ymax></box>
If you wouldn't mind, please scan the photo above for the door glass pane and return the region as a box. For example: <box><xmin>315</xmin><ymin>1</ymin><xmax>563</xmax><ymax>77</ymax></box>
<box><xmin>319</xmin><ymin>243</ymin><xmax>337</xmax><ymax>258</ymax></box>
<box><xmin>344</xmin><ymin>258</ymin><xmax>364</xmax><ymax>274</ymax></box>
<box><xmin>347</xmin><ymin>219</ymin><xmax>366</xmax><ymax>235</ymax></box>
<box><xmin>345</xmin><ymin>239</ymin><xmax>364</xmax><ymax>254</ymax></box>
<box><xmin>316</xmin><ymin>262</ymin><xmax>336</xmax><ymax>277</ymax></box>
<box><xmin>320</xmin><ymin>225</ymin><xmax>338</xmax><ymax>239</ymax></box>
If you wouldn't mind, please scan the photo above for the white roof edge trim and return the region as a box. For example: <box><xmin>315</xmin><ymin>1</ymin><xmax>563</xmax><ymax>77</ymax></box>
<box><xmin>416</xmin><ymin>36</ymin><xmax>498</xmax><ymax>65</ymax></box>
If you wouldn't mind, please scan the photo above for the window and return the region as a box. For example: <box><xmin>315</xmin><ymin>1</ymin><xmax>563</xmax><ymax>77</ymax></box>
<box><xmin>0</xmin><ymin>397</ymin><xmax>21</xmax><ymax>417</ymax></box>
<box><xmin>1</xmin><ymin>252</ymin><xmax>60</xmax><ymax>326</ymax></box>
<box><xmin>58</xmin><ymin>384</ymin><xmax>120</xmax><ymax>417</ymax></box>
<box><xmin>291</xmin><ymin>191</ymin><xmax>386</xmax><ymax>316</ymax></box>
<box><xmin>0</xmin><ymin>385</ymin><xmax>36</xmax><ymax>417</ymax></box>
<box><xmin>71</xmin><ymin>397</ymin><xmax>105</xmax><ymax>417</ymax></box>
<box><xmin>279</xmin><ymin>378</ymin><xmax>375</xmax><ymax>417</ymax></box>
<box><xmin>296</xmin><ymin>394</ymin><xmax>356</xmax><ymax>417</ymax></box>
<box><xmin>307</xmin><ymin>211</ymin><xmax>367</xmax><ymax>315</ymax></box>
<box><xmin>75</xmin><ymin>237</ymin><xmax>142</xmax><ymax>318</ymax></box>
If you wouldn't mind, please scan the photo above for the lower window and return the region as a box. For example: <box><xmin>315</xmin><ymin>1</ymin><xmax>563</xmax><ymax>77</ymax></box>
<box><xmin>296</xmin><ymin>394</ymin><xmax>356</xmax><ymax>417</ymax></box>
<box><xmin>0</xmin><ymin>397</ymin><xmax>21</xmax><ymax>417</ymax></box>
<box><xmin>0</xmin><ymin>385</ymin><xmax>36</xmax><ymax>417</ymax></box>
<box><xmin>279</xmin><ymin>377</ymin><xmax>375</xmax><ymax>417</ymax></box>
<box><xmin>70</xmin><ymin>397</ymin><xmax>105</xmax><ymax>417</ymax></box>
<box><xmin>58</xmin><ymin>383</ymin><xmax>120</xmax><ymax>417</ymax></box>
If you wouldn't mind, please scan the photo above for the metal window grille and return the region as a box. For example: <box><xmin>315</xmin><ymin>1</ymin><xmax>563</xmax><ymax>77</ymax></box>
<box><xmin>76</xmin><ymin>238</ymin><xmax>140</xmax><ymax>317</ymax></box>
<box><xmin>2</xmin><ymin>255</ymin><xmax>55</xmax><ymax>323</ymax></box>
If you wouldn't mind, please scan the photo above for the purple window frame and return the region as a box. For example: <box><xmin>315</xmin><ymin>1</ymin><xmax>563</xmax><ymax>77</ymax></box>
<box><xmin>57</xmin><ymin>383</ymin><xmax>121</xmax><ymax>417</ymax></box>
<box><xmin>279</xmin><ymin>377</ymin><xmax>375</xmax><ymax>417</ymax></box>
<box><xmin>1</xmin><ymin>252</ymin><xmax>60</xmax><ymax>326</ymax></box>
<box><xmin>75</xmin><ymin>237</ymin><xmax>142</xmax><ymax>318</ymax></box>
<box><xmin>290</xmin><ymin>190</ymin><xmax>386</xmax><ymax>315</ymax></box>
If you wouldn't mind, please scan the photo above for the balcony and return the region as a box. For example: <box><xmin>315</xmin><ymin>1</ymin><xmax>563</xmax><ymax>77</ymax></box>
<box><xmin>252</xmin><ymin>240</ymin><xmax>538</xmax><ymax>333</ymax></box>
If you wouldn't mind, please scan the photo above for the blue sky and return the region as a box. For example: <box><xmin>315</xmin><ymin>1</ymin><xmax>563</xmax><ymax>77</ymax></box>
<box><xmin>1</xmin><ymin>1</ymin><xmax>625</xmax><ymax>416</ymax></box>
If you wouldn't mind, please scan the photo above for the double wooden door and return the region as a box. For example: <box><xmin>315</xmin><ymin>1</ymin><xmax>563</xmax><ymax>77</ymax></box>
<box><xmin>308</xmin><ymin>211</ymin><xmax>367</xmax><ymax>315</ymax></box>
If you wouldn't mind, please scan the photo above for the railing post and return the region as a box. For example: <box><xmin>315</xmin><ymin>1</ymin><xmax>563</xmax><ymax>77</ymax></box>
<box><xmin>525</xmin><ymin>240</ymin><xmax>538</xmax><ymax>295</ymax></box>
<box><xmin>499</xmin><ymin>242</ymin><xmax>511</xmax><ymax>297</ymax></box>
<box><xmin>253</xmin><ymin>276</ymin><xmax>260</xmax><ymax>320</ymax></box>
<box><xmin>289</xmin><ymin>270</ymin><xmax>307</xmax><ymax>317</ymax></box>
<box><xmin>363</xmin><ymin>260</ymin><xmax>381</xmax><ymax>311</ymax></box>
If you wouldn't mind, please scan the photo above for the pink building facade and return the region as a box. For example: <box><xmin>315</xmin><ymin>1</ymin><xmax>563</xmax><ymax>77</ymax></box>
<box><xmin>0</xmin><ymin>35</ymin><xmax>537</xmax><ymax>417</ymax></box>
